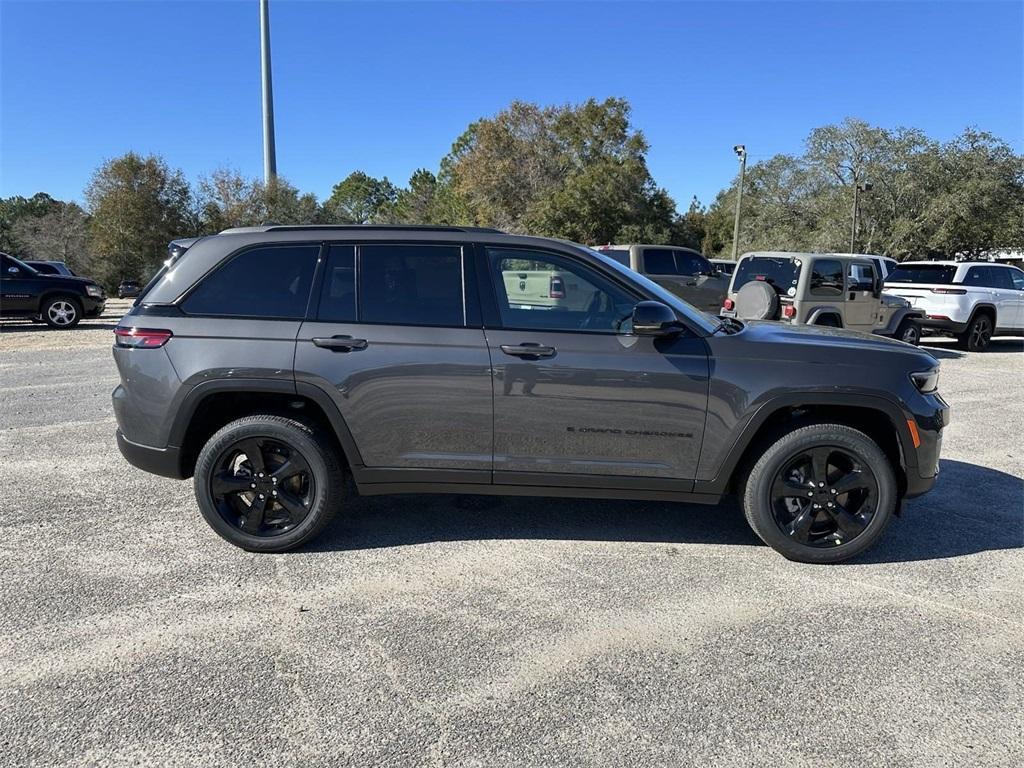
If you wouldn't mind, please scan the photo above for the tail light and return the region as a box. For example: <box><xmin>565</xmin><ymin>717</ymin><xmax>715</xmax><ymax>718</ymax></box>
<box><xmin>549</xmin><ymin>276</ymin><xmax>565</xmax><ymax>299</ymax></box>
<box><xmin>782</xmin><ymin>305</ymin><xmax>796</xmax><ymax>319</ymax></box>
<box><xmin>931</xmin><ymin>288</ymin><xmax>967</xmax><ymax>294</ymax></box>
<box><xmin>722</xmin><ymin>298</ymin><xmax>735</xmax><ymax>311</ymax></box>
<box><xmin>114</xmin><ymin>327</ymin><xmax>172</xmax><ymax>348</ymax></box>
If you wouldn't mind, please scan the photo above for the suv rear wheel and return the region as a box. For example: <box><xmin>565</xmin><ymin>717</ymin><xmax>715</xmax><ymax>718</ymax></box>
<box><xmin>193</xmin><ymin>415</ymin><xmax>344</xmax><ymax>552</ymax></box>
<box><xmin>956</xmin><ymin>312</ymin><xmax>993</xmax><ymax>352</ymax></box>
<box><xmin>42</xmin><ymin>295</ymin><xmax>82</xmax><ymax>329</ymax></box>
<box><xmin>741</xmin><ymin>424</ymin><xmax>896</xmax><ymax>564</ymax></box>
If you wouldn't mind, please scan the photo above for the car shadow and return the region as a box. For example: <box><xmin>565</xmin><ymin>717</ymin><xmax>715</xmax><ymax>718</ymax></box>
<box><xmin>0</xmin><ymin>320</ymin><xmax>121</xmax><ymax>333</ymax></box>
<box><xmin>921</xmin><ymin>338</ymin><xmax>1024</xmax><ymax>358</ymax></box>
<box><xmin>310</xmin><ymin>459</ymin><xmax>1022</xmax><ymax>564</ymax></box>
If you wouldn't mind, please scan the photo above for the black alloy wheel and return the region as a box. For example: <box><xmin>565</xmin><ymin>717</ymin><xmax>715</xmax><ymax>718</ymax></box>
<box><xmin>209</xmin><ymin>436</ymin><xmax>316</xmax><ymax>537</ymax></box>
<box><xmin>770</xmin><ymin>445</ymin><xmax>878</xmax><ymax>549</ymax></box>
<box><xmin>959</xmin><ymin>314</ymin><xmax>992</xmax><ymax>352</ymax></box>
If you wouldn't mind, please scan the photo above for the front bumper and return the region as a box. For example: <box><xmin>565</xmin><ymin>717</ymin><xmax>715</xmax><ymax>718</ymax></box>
<box><xmin>84</xmin><ymin>297</ymin><xmax>106</xmax><ymax>317</ymax></box>
<box><xmin>116</xmin><ymin>429</ymin><xmax>183</xmax><ymax>479</ymax></box>
<box><xmin>903</xmin><ymin>393</ymin><xmax>950</xmax><ymax>498</ymax></box>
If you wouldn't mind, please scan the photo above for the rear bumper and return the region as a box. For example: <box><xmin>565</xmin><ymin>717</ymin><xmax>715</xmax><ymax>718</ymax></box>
<box><xmin>116</xmin><ymin>429</ymin><xmax>183</xmax><ymax>479</ymax></box>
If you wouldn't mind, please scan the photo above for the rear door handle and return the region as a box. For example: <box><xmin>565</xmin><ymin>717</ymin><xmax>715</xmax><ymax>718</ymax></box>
<box><xmin>312</xmin><ymin>335</ymin><xmax>368</xmax><ymax>352</ymax></box>
<box><xmin>500</xmin><ymin>343</ymin><xmax>556</xmax><ymax>358</ymax></box>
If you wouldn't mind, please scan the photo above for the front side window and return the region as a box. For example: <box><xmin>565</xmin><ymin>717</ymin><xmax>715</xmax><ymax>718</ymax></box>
<box><xmin>489</xmin><ymin>248</ymin><xmax>637</xmax><ymax>333</ymax></box>
<box><xmin>675</xmin><ymin>251</ymin><xmax>706</xmax><ymax>276</ymax></box>
<box><xmin>359</xmin><ymin>244</ymin><xmax>464</xmax><ymax>327</ymax></box>
<box><xmin>182</xmin><ymin>245</ymin><xmax>319</xmax><ymax>318</ymax></box>
<box><xmin>1010</xmin><ymin>269</ymin><xmax>1024</xmax><ymax>291</ymax></box>
<box><xmin>810</xmin><ymin>259</ymin><xmax>844</xmax><ymax>296</ymax></box>
<box><xmin>848</xmin><ymin>263</ymin><xmax>875</xmax><ymax>291</ymax></box>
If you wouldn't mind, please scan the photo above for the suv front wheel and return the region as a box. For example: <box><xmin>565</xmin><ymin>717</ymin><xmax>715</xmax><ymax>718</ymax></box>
<box><xmin>193</xmin><ymin>415</ymin><xmax>344</xmax><ymax>552</ymax></box>
<box><xmin>742</xmin><ymin>424</ymin><xmax>897</xmax><ymax>564</ymax></box>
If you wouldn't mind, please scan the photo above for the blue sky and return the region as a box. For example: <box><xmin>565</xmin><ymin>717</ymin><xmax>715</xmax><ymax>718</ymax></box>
<box><xmin>2</xmin><ymin>0</ymin><xmax>1021</xmax><ymax>210</ymax></box>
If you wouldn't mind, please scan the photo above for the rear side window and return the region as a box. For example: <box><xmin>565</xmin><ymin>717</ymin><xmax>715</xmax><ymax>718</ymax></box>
<box><xmin>643</xmin><ymin>249</ymin><xmax>677</xmax><ymax>275</ymax></box>
<box><xmin>886</xmin><ymin>265</ymin><xmax>957</xmax><ymax>284</ymax></box>
<box><xmin>596</xmin><ymin>248</ymin><xmax>630</xmax><ymax>266</ymax></box>
<box><xmin>316</xmin><ymin>245</ymin><xmax>357</xmax><ymax>322</ymax></box>
<box><xmin>182</xmin><ymin>245</ymin><xmax>319</xmax><ymax>318</ymax></box>
<box><xmin>810</xmin><ymin>259</ymin><xmax>844</xmax><ymax>296</ymax></box>
<box><xmin>732</xmin><ymin>257</ymin><xmax>800</xmax><ymax>294</ymax></box>
<box><xmin>359</xmin><ymin>244</ymin><xmax>464</xmax><ymax>327</ymax></box>
<box><xmin>987</xmin><ymin>267</ymin><xmax>1014</xmax><ymax>290</ymax></box>
<box><xmin>675</xmin><ymin>251</ymin><xmax>707</xmax><ymax>276</ymax></box>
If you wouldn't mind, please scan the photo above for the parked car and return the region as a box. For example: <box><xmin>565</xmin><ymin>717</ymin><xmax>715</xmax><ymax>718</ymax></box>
<box><xmin>593</xmin><ymin>244</ymin><xmax>729</xmax><ymax>314</ymax></box>
<box><xmin>24</xmin><ymin>260</ymin><xmax>75</xmax><ymax>276</ymax></box>
<box><xmin>118</xmin><ymin>279</ymin><xmax>142</xmax><ymax>299</ymax></box>
<box><xmin>720</xmin><ymin>252</ymin><xmax>923</xmax><ymax>345</ymax></box>
<box><xmin>112</xmin><ymin>226</ymin><xmax>948</xmax><ymax>564</ymax></box>
<box><xmin>884</xmin><ymin>261</ymin><xmax>1024</xmax><ymax>351</ymax></box>
<box><xmin>710</xmin><ymin>258</ymin><xmax>737</xmax><ymax>276</ymax></box>
<box><xmin>1</xmin><ymin>252</ymin><xmax>105</xmax><ymax>328</ymax></box>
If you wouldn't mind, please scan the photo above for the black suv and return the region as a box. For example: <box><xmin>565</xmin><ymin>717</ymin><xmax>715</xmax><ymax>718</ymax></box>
<box><xmin>112</xmin><ymin>226</ymin><xmax>949</xmax><ymax>563</ymax></box>
<box><xmin>1</xmin><ymin>252</ymin><xmax>106</xmax><ymax>328</ymax></box>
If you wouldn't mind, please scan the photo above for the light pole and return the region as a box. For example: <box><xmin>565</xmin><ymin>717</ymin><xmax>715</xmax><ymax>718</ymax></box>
<box><xmin>260</xmin><ymin>0</ymin><xmax>277</xmax><ymax>184</ymax></box>
<box><xmin>849</xmin><ymin>181</ymin><xmax>872</xmax><ymax>253</ymax></box>
<box><xmin>730</xmin><ymin>145</ymin><xmax>747</xmax><ymax>261</ymax></box>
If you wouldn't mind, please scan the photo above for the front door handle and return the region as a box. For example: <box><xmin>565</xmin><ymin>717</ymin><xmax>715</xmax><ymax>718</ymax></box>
<box><xmin>312</xmin><ymin>335</ymin><xmax>368</xmax><ymax>352</ymax></box>
<box><xmin>500</xmin><ymin>343</ymin><xmax>556</xmax><ymax>358</ymax></box>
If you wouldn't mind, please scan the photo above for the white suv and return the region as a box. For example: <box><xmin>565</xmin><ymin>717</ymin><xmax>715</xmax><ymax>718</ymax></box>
<box><xmin>885</xmin><ymin>261</ymin><xmax>1024</xmax><ymax>351</ymax></box>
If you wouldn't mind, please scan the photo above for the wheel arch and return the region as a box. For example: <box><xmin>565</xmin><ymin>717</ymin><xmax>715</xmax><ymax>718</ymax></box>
<box><xmin>696</xmin><ymin>394</ymin><xmax>914</xmax><ymax>500</ymax></box>
<box><xmin>969</xmin><ymin>303</ymin><xmax>997</xmax><ymax>325</ymax></box>
<box><xmin>806</xmin><ymin>307</ymin><xmax>843</xmax><ymax>327</ymax></box>
<box><xmin>171</xmin><ymin>379</ymin><xmax>363</xmax><ymax>478</ymax></box>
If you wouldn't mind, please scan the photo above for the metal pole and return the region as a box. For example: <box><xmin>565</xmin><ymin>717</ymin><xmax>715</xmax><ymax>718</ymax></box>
<box><xmin>730</xmin><ymin>146</ymin><xmax>746</xmax><ymax>260</ymax></box>
<box><xmin>849</xmin><ymin>184</ymin><xmax>859</xmax><ymax>253</ymax></box>
<box><xmin>260</xmin><ymin>0</ymin><xmax>277</xmax><ymax>184</ymax></box>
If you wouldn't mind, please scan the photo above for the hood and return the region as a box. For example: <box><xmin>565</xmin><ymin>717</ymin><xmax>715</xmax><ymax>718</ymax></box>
<box><xmin>40</xmin><ymin>273</ymin><xmax>99</xmax><ymax>287</ymax></box>
<box><xmin>880</xmin><ymin>291</ymin><xmax>910</xmax><ymax>308</ymax></box>
<box><xmin>726</xmin><ymin>320</ymin><xmax>938</xmax><ymax>365</ymax></box>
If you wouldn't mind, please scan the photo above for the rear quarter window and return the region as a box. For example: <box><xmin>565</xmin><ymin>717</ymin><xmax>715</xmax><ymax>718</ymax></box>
<box><xmin>182</xmin><ymin>244</ymin><xmax>320</xmax><ymax>318</ymax></box>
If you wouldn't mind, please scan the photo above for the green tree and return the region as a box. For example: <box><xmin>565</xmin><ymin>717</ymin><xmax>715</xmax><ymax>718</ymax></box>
<box><xmin>379</xmin><ymin>169</ymin><xmax>439</xmax><ymax>224</ymax></box>
<box><xmin>85</xmin><ymin>152</ymin><xmax>194</xmax><ymax>288</ymax></box>
<box><xmin>198</xmin><ymin>168</ymin><xmax>320</xmax><ymax>231</ymax></box>
<box><xmin>11</xmin><ymin>200</ymin><xmax>91</xmax><ymax>272</ymax></box>
<box><xmin>322</xmin><ymin>171</ymin><xmax>397</xmax><ymax>224</ymax></box>
<box><xmin>0</xmin><ymin>193</ymin><xmax>57</xmax><ymax>254</ymax></box>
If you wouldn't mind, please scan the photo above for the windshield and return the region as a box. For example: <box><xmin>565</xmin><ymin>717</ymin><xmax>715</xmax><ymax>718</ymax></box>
<box><xmin>733</xmin><ymin>256</ymin><xmax>800</xmax><ymax>294</ymax></box>
<box><xmin>886</xmin><ymin>264</ymin><xmax>957</xmax><ymax>284</ymax></box>
<box><xmin>581</xmin><ymin>246</ymin><xmax>720</xmax><ymax>334</ymax></box>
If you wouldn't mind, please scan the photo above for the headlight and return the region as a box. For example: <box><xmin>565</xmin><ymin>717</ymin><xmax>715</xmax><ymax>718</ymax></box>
<box><xmin>86</xmin><ymin>284</ymin><xmax>103</xmax><ymax>298</ymax></box>
<box><xmin>910</xmin><ymin>368</ymin><xmax>939</xmax><ymax>394</ymax></box>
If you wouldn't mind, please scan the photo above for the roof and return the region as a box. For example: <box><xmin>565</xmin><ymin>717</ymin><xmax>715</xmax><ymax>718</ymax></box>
<box><xmin>741</xmin><ymin>251</ymin><xmax>884</xmax><ymax>262</ymax></box>
<box><xmin>218</xmin><ymin>224</ymin><xmax>503</xmax><ymax>235</ymax></box>
<box><xmin>602</xmin><ymin>244</ymin><xmax>703</xmax><ymax>253</ymax></box>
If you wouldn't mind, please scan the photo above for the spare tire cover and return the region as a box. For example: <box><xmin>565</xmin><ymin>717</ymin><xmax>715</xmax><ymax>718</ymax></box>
<box><xmin>735</xmin><ymin>281</ymin><xmax>779</xmax><ymax>320</ymax></box>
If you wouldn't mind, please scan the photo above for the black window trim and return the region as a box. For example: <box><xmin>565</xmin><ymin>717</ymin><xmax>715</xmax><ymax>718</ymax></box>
<box><xmin>176</xmin><ymin>241</ymin><xmax>325</xmax><ymax>321</ymax></box>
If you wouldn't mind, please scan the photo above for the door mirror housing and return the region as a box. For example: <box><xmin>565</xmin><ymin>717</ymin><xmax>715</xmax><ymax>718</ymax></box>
<box><xmin>872</xmin><ymin>274</ymin><xmax>883</xmax><ymax>298</ymax></box>
<box><xmin>7</xmin><ymin>266</ymin><xmax>19</xmax><ymax>275</ymax></box>
<box><xmin>631</xmin><ymin>301</ymin><xmax>681</xmax><ymax>337</ymax></box>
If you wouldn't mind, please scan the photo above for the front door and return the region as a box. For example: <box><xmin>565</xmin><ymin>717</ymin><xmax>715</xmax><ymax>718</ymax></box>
<box><xmin>845</xmin><ymin>261</ymin><xmax>878</xmax><ymax>331</ymax></box>
<box><xmin>481</xmin><ymin>246</ymin><xmax>709</xmax><ymax>482</ymax></box>
<box><xmin>295</xmin><ymin>243</ymin><xmax>493</xmax><ymax>474</ymax></box>
<box><xmin>1</xmin><ymin>254</ymin><xmax>41</xmax><ymax>314</ymax></box>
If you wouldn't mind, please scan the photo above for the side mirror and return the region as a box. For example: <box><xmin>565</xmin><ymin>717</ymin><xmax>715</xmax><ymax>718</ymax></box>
<box><xmin>872</xmin><ymin>275</ymin><xmax>883</xmax><ymax>298</ymax></box>
<box><xmin>7</xmin><ymin>267</ymin><xmax>19</xmax><ymax>275</ymax></box>
<box><xmin>631</xmin><ymin>301</ymin><xmax>681</xmax><ymax>337</ymax></box>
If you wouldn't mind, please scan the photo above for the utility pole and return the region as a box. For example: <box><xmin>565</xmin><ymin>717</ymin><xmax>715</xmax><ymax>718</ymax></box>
<box><xmin>849</xmin><ymin>181</ymin><xmax>872</xmax><ymax>253</ymax></box>
<box><xmin>730</xmin><ymin>145</ymin><xmax>747</xmax><ymax>260</ymax></box>
<box><xmin>260</xmin><ymin>0</ymin><xmax>277</xmax><ymax>184</ymax></box>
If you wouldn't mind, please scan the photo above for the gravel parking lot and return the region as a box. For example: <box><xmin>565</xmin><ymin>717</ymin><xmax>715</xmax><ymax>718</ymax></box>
<box><xmin>1</xmin><ymin>300</ymin><xmax>1022</xmax><ymax>767</ymax></box>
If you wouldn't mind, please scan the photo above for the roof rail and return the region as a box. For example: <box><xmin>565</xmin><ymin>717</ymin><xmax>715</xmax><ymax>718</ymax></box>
<box><xmin>253</xmin><ymin>224</ymin><xmax>504</xmax><ymax>234</ymax></box>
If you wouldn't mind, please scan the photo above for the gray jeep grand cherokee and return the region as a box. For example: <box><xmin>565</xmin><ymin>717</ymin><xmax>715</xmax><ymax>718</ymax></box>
<box><xmin>112</xmin><ymin>226</ymin><xmax>949</xmax><ymax>563</ymax></box>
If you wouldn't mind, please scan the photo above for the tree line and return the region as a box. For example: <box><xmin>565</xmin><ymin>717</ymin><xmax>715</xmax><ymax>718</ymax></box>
<box><xmin>2</xmin><ymin>99</ymin><xmax>1021</xmax><ymax>290</ymax></box>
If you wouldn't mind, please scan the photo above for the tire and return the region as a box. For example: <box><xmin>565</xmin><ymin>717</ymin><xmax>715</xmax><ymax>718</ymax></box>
<box><xmin>956</xmin><ymin>312</ymin><xmax>993</xmax><ymax>352</ymax></box>
<box><xmin>193</xmin><ymin>414</ymin><xmax>344</xmax><ymax>552</ymax></box>
<box><xmin>741</xmin><ymin>423</ymin><xmax>897</xmax><ymax>564</ymax></box>
<box><xmin>41</xmin><ymin>295</ymin><xmax>82</xmax><ymax>329</ymax></box>
<box><xmin>895</xmin><ymin>318</ymin><xmax>921</xmax><ymax>346</ymax></box>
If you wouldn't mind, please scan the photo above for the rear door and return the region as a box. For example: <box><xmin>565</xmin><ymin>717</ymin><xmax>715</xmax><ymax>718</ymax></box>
<box><xmin>1008</xmin><ymin>268</ymin><xmax>1024</xmax><ymax>327</ymax></box>
<box><xmin>295</xmin><ymin>242</ymin><xmax>493</xmax><ymax>474</ymax></box>
<box><xmin>985</xmin><ymin>266</ymin><xmax>1020</xmax><ymax>330</ymax></box>
<box><xmin>480</xmin><ymin>246</ymin><xmax>709</xmax><ymax>482</ymax></box>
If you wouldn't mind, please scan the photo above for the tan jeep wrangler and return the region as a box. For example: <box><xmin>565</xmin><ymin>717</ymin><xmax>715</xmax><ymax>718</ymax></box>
<box><xmin>719</xmin><ymin>251</ymin><xmax>923</xmax><ymax>344</ymax></box>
